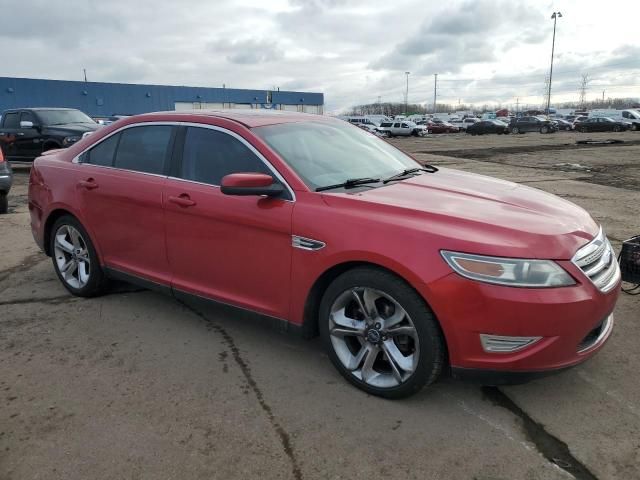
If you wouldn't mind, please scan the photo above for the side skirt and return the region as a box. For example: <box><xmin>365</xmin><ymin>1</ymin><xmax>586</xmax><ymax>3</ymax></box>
<box><xmin>103</xmin><ymin>267</ymin><xmax>304</xmax><ymax>336</ymax></box>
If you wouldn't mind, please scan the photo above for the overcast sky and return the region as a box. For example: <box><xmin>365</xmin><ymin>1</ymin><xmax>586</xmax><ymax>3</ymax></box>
<box><xmin>2</xmin><ymin>0</ymin><xmax>639</xmax><ymax>113</ymax></box>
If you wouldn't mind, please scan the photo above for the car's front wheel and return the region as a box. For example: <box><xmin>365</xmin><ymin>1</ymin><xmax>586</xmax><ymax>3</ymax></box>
<box><xmin>540</xmin><ymin>126</ymin><xmax>549</xmax><ymax>134</ymax></box>
<box><xmin>50</xmin><ymin>215</ymin><xmax>109</xmax><ymax>297</ymax></box>
<box><xmin>319</xmin><ymin>267</ymin><xmax>445</xmax><ymax>399</ymax></box>
<box><xmin>613</xmin><ymin>125</ymin><xmax>622</xmax><ymax>132</ymax></box>
<box><xmin>511</xmin><ymin>127</ymin><xmax>519</xmax><ymax>134</ymax></box>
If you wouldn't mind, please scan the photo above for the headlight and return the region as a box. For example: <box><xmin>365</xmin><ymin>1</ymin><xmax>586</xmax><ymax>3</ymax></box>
<box><xmin>440</xmin><ymin>251</ymin><xmax>575</xmax><ymax>287</ymax></box>
<box><xmin>63</xmin><ymin>136</ymin><xmax>81</xmax><ymax>145</ymax></box>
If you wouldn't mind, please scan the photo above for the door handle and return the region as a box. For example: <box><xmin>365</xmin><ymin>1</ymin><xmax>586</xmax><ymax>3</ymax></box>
<box><xmin>168</xmin><ymin>194</ymin><xmax>196</xmax><ymax>207</ymax></box>
<box><xmin>78</xmin><ymin>178</ymin><xmax>99</xmax><ymax>190</ymax></box>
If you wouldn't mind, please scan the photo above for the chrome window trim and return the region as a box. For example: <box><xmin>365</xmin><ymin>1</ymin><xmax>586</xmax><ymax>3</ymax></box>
<box><xmin>73</xmin><ymin>121</ymin><xmax>296</xmax><ymax>202</ymax></box>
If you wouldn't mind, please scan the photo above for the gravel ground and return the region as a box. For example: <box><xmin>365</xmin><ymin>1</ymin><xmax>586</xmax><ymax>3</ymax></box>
<box><xmin>1</xmin><ymin>131</ymin><xmax>639</xmax><ymax>480</ymax></box>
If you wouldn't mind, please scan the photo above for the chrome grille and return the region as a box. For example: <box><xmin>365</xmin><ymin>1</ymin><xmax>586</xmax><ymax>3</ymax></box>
<box><xmin>572</xmin><ymin>227</ymin><xmax>620</xmax><ymax>293</ymax></box>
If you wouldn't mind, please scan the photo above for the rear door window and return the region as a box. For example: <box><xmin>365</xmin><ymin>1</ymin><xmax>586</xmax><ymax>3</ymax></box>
<box><xmin>85</xmin><ymin>133</ymin><xmax>121</xmax><ymax>167</ymax></box>
<box><xmin>114</xmin><ymin>126</ymin><xmax>173</xmax><ymax>175</ymax></box>
<box><xmin>2</xmin><ymin>112</ymin><xmax>19</xmax><ymax>128</ymax></box>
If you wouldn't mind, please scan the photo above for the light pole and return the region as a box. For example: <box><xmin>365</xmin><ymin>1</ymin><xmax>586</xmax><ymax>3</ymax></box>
<box><xmin>404</xmin><ymin>72</ymin><xmax>410</xmax><ymax>114</ymax></box>
<box><xmin>546</xmin><ymin>11</ymin><xmax>562</xmax><ymax>116</ymax></box>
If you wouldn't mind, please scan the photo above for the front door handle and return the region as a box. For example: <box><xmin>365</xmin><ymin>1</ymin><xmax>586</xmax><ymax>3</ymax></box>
<box><xmin>78</xmin><ymin>178</ymin><xmax>99</xmax><ymax>190</ymax></box>
<box><xmin>168</xmin><ymin>194</ymin><xmax>196</xmax><ymax>207</ymax></box>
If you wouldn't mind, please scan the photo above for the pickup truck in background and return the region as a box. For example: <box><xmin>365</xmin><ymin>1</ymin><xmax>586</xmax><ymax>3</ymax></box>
<box><xmin>0</xmin><ymin>108</ymin><xmax>99</xmax><ymax>163</ymax></box>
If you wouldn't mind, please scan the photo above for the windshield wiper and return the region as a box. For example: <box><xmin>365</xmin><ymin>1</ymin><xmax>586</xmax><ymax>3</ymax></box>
<box><xmin>382</xmin><ymin>165</ymin><xmax>439</xmax><ymax>184</ymax></box>
<box><xmin>316</xmin><ymin>177</ymin><xmax>381</xmax><ymax>192</ymax></box>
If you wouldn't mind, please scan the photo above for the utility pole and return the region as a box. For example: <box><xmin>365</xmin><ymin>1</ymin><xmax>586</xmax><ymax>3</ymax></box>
<box><xmin>433</xmin><ymin>73</ymin><xmax>438</xmax><ymax>114</ymax></box>
<box><xmin>404</xmin><ymin>72</ymin><xmax>410</xmax><ymax>114</ymax></box>
<box><xmin>578</xmin><ymin>74</ymin><xmax>589</xmax><ymax>109</ymax></box>
<box><xmin>516</xmin><ymin>97</ymin><xmax>519</xmax><ymax>114</ymax></box>
<box><xmin>602</xmin><ymin>90</ymin><xmax>605</xmax><ymax>103</ymax></box>
<box><xmin>83</xmin><ymin>68</ymin><xmax>87</xmax><ymax>82</ymax></box>
<box><xmin>547</xmin><ymin>12</ymin><xmax>562</xmax><ymax>115</ymax></box>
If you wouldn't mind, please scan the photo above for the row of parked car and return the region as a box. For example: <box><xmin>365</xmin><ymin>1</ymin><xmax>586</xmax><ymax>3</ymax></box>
<box><xmin>343</xmin><ymin>109</ymin><xmax>640</xmax><ymax>138</ymax></box>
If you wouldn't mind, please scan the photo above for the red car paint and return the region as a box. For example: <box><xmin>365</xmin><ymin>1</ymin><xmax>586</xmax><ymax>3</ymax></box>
<box><xmin>28</xmin><ymin>111</ymin><xmax>619</xmax><ymax>376</ymax></box>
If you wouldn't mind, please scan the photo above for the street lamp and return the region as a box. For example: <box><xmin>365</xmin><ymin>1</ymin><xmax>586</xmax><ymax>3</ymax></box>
<box><xmin>405</xmin><ymin>71</ymin><xmax>410</xmax><ymax>114</ymax></box>
<box><xmin>546</xmin><ymin>11</ymin><xmax>562</xmax><ymax>115</ymax></box>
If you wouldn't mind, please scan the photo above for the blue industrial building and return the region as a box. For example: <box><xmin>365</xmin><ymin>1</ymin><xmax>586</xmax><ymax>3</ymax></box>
<box><xmin>0</xmin><ymin>76</ymin><xmax>324</xmax><ymax>117</ymax></box>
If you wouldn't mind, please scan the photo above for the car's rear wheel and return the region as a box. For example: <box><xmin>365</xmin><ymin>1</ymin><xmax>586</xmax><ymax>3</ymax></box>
<box><xmin>613</xmin><ymin>125</ymin><xmax>621</xmax><ymax>132</ymax></box>
<box><xmin>319</xmin><ymin>267</ymin><xmax>444</xmax><ymax>399</ymax></box>
<box><xmin>50</xmin><ymin>215</ymin><xmax>109</xmax><ymax>297</ymax></box>
<box><xmin>0</xmin><ymin>193</ymin><xmax>7</xmax><ymax>214</ymax></box>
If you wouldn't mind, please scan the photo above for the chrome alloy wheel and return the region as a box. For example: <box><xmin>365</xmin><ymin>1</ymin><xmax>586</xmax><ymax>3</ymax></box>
<box><xmin>53</xmin><ymin>225</ymin><xmax>91</xmax><ymax>289</ymax></box>
<box><xmin>329</xmin><ymin>287</ymin><xmax>420</xmax><ymax>388</ymax></box>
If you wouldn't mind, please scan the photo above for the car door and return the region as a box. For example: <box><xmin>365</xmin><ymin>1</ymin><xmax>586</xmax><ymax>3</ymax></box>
<box><xmin>0</xmin><ymin>112</ymin><xmax>20</xmax><ymax>160</ymax></box>
<box><xmin>164</xmin><ymin>125</ymin><xmax>294</xmax><ymax>319</ymax></box>
<box><xmin>16</xmin><ymin>111</ymin><xmax>43</xmax><ymax>160</ymax></box>
<box><xmin>76</xmin><ymin>124</ymin><xmax>175</xmax><ymax>285</ymax></box>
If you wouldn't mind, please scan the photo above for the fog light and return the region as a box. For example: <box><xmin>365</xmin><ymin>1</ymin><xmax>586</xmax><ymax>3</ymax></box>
<box><xmin>480</xmin><ymin>334</ymin><xmax>542</xmax><ymax>353</ymax></box>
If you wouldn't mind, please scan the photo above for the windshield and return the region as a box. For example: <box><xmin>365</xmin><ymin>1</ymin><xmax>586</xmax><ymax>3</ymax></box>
<box><xmin>36</xmin><ymin>110</ymin><xmax>95</xmax><ymax>126</ymax></box>
<box><xmin>253</xmin><ymin>120</ymin><xmax>420</xmax><ymax>190</ymax></box>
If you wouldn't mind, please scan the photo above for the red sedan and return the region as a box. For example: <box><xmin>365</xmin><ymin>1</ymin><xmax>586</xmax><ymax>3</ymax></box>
<box><xmin>28</xmin><ymin>110</ymin><xmax>620</xmax><ymax>398</ymax></box>
<box><xmin>427</xmin><ymin>121</ymin><xmax>460</xmax><ymax>134</ymax></box>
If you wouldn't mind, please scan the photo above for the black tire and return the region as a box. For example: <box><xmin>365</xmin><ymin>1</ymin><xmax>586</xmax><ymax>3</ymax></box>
<box><xmin>319</xmin><ymin>267</ymin><xmax>445</xmax><ymax>399</ymax></box>
<box><xmin>613</xmin><ymin>125</ymin><xmax>621</xmax><ymax>132</ymax></box>
<box><xmin>540</xmin><ymin>126</ymin><xmax>549</xmax><ymax>134</ymax></box>
<box><xmin>0</xmin><ymin>193</ymin><xmax>7</xmax><ymax>214</ymax></box>
<box><xmin>49</xmin><ymin>215</ymin><xmax>109</xmax><ymax>297</ymax></box>
<box><xmin>511</xmin><ymin>127</ymin><xmax>519</xmax><ymax>134</ymax></box>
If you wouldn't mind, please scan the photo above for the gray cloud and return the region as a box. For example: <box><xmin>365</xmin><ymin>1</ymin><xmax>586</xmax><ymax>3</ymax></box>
<box><xmin>0</xmin><ymin>0</ymin><xmax>637</xmax><ymax>113</ymax></box>
<box><xmin>209</xmin><ymin>39</ymin><xmax>284</xmax><ymax>65</ymax></box>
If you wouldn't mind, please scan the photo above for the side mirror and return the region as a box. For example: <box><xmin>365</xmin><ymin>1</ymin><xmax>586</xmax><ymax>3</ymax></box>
<box><xmin>20</xmin><ymin>120</ymin><xmax>35</xmax><ymax>129</ymax></box>
<box><xmin>220</xmin><ymin>172</ymin><xmax>284</xmax><ymax>197</ymax></box>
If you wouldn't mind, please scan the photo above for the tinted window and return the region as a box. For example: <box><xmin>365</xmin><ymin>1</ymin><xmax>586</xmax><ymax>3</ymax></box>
<box><xmin>20</xmin><ymin>111</ymin><xmax>36</xmax><ymax>125</ymax></box>
<box><xmin>87</xmin><ymin>133</ymin><xmax>120</xmax><ymax>167</ymax></box>
<box><xmin>393</xmin><ymin>123</ymin><xmax>401</xmax><ymax>128</ymax></box>
<box><xmin>3</xmin><ymin>112</ymin><xmax>19</xmax><ymax>128</ymax></box>
<box><xmin>181</xmin><ymin>127</ymin><xmax>270</xmax><ymax>185</ymax></box>
<box><xmin>401</xmin><ymin>123</ymin><xmax>409</xmax><ymax>128</ymax></box>
<box><xmin>114</xmin><ymin>126</ymin><xmax>172</xmax><ymax>174</ymax></box>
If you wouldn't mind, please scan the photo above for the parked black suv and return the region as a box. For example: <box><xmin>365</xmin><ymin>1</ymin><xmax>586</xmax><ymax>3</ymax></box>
<box><xmin>509</xmin><ymin>116</ymin><xmax>557</xmax><ymax>134</ymax></box>
<box><xmin>0</xmin><ymin>108</ymin><xmax>99</xmax><ymax>162</ymax></box>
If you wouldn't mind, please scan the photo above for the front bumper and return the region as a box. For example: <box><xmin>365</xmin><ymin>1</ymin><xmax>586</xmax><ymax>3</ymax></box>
<box><xmin>421</xmin><ymin>267</ymin><xmax>619</xmax><ymax>375</ymax></box>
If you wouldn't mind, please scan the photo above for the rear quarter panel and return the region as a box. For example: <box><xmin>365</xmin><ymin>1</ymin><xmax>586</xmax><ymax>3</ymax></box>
<box><xmin>28</xmin><ymin>155</ymin><xmax>89</xmax><ymax>255</ymax></box>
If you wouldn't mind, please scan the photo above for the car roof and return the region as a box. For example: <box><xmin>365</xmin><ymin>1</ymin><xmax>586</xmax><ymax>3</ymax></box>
<box><xmin>125</xmin><ymin>109</ymin><xmax>329</xmax><ymax>128</ymax></box>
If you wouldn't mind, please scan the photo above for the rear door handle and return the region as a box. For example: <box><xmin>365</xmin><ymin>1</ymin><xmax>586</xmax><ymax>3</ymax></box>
<box><xmin>78</xmin><ymin>178</ymin><xmax>99</xmax><ymax>190</ymax></box>
<box><xmin>168</xmin><ymin>194</ymin><xmax>196</xmax><ymax>207</ymax></box>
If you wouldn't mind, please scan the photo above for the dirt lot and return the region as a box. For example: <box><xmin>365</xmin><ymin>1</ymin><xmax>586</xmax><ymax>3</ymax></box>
<box><xmin>1</xmin><ymin>130</ymin><xmax>639</xmax><ymax>480</ymax></box>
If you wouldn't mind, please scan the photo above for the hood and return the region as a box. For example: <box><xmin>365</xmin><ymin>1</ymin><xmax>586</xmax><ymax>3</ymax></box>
<box><xmin>45</xmin><ymin>123</ymin><xmax>99</xmax><ymax>134</ymax></box>
<box><xmin>323</xmin><ymin>168</ymin><xmax>598</xmax><ymax>260</ymax></box>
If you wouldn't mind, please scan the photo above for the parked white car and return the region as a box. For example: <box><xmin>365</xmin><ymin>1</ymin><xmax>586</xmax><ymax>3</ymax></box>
<box><xmin>377</xmin><ymin>121</ymin><xmax>425</xmax><ymax>137</ymax></box>
<box><xmin>450</xmin><ymin>118</ymin><xmax>479</xmax><ymax>130</ymax></box>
